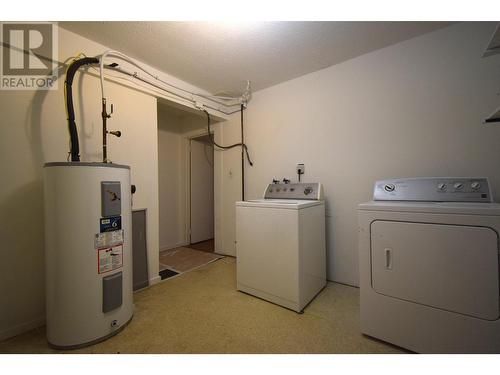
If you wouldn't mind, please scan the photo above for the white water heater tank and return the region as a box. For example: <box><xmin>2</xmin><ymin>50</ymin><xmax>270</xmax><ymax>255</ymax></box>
<box><xmin>43</xmin><ymin>162</ymin><xmax>134</xmax><ymax>349</ymax></box>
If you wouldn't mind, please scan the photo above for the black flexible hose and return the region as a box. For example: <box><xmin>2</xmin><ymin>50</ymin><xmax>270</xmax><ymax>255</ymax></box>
<box><xmin>203</xmin><ymin>109</ymin><xmax>253</xmax><ymax>166</ymax></box>
<box><xmin>65</xmin><ymin>57</ymin><xmax>99</xmax><ymax>161</ymax></box>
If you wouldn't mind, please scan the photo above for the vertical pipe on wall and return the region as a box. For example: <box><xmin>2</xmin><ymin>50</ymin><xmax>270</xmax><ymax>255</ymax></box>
<box><xmin>102</xmin><ymin>99</ymin><xmax>108</xmax><ymax>163</ymax></box>
<box><xmin>64</xmin><ymin>56</ymin><xmax>100</xmax><ymax>162</ymax></box>
<box><xmin>241</xmin><ymin>104</ymin><xmax>245</xmax><ymax>201</ymax></box>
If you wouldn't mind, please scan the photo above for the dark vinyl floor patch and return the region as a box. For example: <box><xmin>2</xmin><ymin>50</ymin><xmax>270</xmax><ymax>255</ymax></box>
<box><xmin>186</xmin><ymin>239</ymin><xmax>215</xmax><ymax>253</ymax></box>
<box><xmin>159</xmin><ymin>268</ymin><xmax>179</xmax><ymax>280</ymax></box>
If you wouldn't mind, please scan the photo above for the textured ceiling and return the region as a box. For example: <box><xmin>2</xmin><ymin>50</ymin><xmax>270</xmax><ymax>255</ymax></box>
<box><xmin>60</xmin><ymin>21</ymin><xmax>452</xmax><ymax>94</ymax></box>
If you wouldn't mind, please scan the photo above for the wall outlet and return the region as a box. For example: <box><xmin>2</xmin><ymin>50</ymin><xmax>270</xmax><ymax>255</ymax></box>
<box><xmin>297</xmin><ymin>163</ymin><xmax>305</xmax><ymax>174</ymax></box>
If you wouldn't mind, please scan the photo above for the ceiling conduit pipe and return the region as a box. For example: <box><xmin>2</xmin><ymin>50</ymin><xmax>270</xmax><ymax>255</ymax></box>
<box><xmin>63</xmin><ymin>50</ymin><xmax>251</xmax><ymax>163</ymax></box>
<box><xmin>98</xmin><ymin>50</ymin><xmax>251</xmax><ymax>115</ymax></box>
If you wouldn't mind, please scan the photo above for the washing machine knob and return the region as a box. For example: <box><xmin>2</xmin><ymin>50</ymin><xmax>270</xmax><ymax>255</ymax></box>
<box><xmin>454</xmin><ymin>182</ymin><xmax>464</xmax><ymax>190</ymax></box>
<box><xmin>471</xmin><ymin>181</ymin><xmax>481</xmax><ymax>190</ymax></box>
<box><xmin>437</xmin><ymin>183</ymin><xmax>447</xmax><ymax>191</ymax></box>
<box><xmin>304</xmin><ymin>187</ymin><xmax>313</xmax><ymax>195</ymax></box>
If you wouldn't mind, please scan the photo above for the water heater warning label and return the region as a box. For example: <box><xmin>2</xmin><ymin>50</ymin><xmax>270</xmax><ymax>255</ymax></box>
<box><xmin>95</xmin><ymin>230</ymin><xmax>123</xmax><ymax>249</ymax></box>
<box><xmin>98</xmin><ymin>245</ymin><xmax>123</xmax><ymax>274</ymax></box>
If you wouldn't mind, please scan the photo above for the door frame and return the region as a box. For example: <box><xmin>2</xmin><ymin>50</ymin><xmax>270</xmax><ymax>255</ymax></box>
<box><xmin>182</xmin><ymin>128</ymin><xmax>222</xmax><ymax>253</ymax></box>
<box><xmin>188</xmin><ymin>133</ymin><xmax>215</xmax><ymax>245</ymax></box>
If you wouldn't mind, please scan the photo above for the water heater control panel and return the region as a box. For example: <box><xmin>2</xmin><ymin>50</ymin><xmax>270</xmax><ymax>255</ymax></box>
<box><xmin>373</xmin><ymin>177</ymin><xmax>492</xmax><ymax>202</ymax></box>
<box><xmin>101</xmin><ymin>181</ymin><xmax>122</xmax><ymax>217</ymax></box>
<box><xmin>264</xmin><ymin>182</ymin><xmax>323</xmax><ymax>200</ymax></box>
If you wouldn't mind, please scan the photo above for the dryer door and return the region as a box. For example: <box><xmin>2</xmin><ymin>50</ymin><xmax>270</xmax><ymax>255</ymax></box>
<box><xmin>371</xmin><ymin>221</ymin><xmax>500</xmax><ymax>320</ymax></box>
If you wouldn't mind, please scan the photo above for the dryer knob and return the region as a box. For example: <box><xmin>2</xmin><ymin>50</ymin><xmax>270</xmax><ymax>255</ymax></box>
<box><xmin>384</xmin><ymin>184</ymin><xmax>395</xmax><ymax>192</ymax></box>
<box><xmin>454</xmin><ymin>182</ymin><xmax>464</xmax><ymax>190</ymax></box>
<box><xmin>471</xmin><ymin>181</ymin><xmax>481</xmax><ymax>190</ymax></box>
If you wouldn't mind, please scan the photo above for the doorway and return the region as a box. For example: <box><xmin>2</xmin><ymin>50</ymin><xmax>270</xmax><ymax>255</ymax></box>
<box><xmin>157</xmin><ymin>101</ymin><xmax>222</xmax><ymax>281</ymax></box>
<box><xmin>188</xmin><ymin>135</ymin><xmax>214</xmax><ymax>252</ymax></box>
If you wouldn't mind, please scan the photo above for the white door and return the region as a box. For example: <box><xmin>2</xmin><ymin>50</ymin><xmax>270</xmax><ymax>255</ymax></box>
<box><xmin>190</xmin><ymin>138</ymin><xmax>214</xmax><ymax>243</ymax></box>
<box><xmin>371</xmin><ymin>220</ymin><xmax>499</xmax><ymax>320</ymax></box>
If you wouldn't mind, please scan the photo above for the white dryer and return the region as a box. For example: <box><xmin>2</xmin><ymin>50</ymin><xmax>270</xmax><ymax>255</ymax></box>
<box><xmin>358</xmin><ymin>177</ymin><xmax>500</xmax><ymax>353</ymax></box>
<box><xmin>236</xmin><ymin>182</ymin><xmax>326</xmax><ymax>312</ymax></box>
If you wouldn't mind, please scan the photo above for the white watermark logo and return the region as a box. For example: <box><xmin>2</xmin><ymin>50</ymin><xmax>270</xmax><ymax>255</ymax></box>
<box><xmin>1</xmin><ymin>22</ymin><xmax>58</xmax><ymax>90</ymax></box>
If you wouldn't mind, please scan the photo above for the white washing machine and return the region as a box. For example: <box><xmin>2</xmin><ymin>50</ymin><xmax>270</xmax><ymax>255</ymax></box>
<box><xmin>236</xmin><ymin>182</ymin><xmax>326</xmax><ymax>312</ymax></box>
<box><xmin>358</xmin><ymin>177</ymin><xmax>500</xmax><ymax>353</ymax></box>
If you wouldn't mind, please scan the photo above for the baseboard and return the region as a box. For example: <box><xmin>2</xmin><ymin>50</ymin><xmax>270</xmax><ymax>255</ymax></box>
<box><xmin>159</xmin><ymin>241</ymin><xmax>189</xmax><ymax>252</ymax></box>
<box><xmin>0</xmin><ymin>316</ymin><xmax>45</xmax><ymax>342</ymax></box>
<box><xmin>149</xmin><ymin>275</ymin><xmax>161</xmax><ymax>285</ymax></box>
<box><xmin>328</xmin><ymin>279</ymin><xmax>359</xmax><ymax>288</ymax></box>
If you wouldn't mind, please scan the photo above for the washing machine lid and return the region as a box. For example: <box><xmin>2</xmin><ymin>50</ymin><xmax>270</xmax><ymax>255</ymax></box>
<box><xmin>236</xmin><ymin>199</ymin><xmax>323</xmax><ymax>209</ymax></box>
<box><xmin>358</xmin><ymin>201</ymin><xmax>500</xmax><ymax>216</ymax></box>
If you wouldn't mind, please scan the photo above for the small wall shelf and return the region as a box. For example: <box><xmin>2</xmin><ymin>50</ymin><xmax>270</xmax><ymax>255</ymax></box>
<box><xmin>483</xmin><ymin>23</ymin><xmax>500</xmax><ymax>123</ymax></box>
<box><xmin>483</xmin><ymin>23</ymin><xmax>500</xmax><ymax>58</ymax></box>
<box><xmin>483</xmin><ymin>106</ymin><xmax>500</xmax><ymax>124</ymax></box>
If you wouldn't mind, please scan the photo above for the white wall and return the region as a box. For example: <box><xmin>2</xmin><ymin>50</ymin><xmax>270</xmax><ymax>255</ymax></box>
<box><xmin>0</xmin><ymin>25</ymin><xmax>219</xmax><ymax>340</ymax></box>
<box><xmin>220</xmin><ymin>22</ymin><xmax>500</xmax><ymax>286</ymax></box>
<box><xmin>213</xmin><ymin>116</ymin><xmax>242</xmax><ymax>257</ymax></box>
<box><xmin>158</xmin><ymin>107</ymin><xmax>185</xmax><ymax>250</ymax></box>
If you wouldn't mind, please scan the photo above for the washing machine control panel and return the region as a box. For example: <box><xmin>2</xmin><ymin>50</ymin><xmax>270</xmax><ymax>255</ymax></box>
<box><xmin>373</xmin><ymin>177</ymin><xmax>492</xmax><ymax>202</ymax></box>
<box><xmin>264</xmin><ymin>182</ymin><xmax>323</xmax><ymax>200</ymax></box>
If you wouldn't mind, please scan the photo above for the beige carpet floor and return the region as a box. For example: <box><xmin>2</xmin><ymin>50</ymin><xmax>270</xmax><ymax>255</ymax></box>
<box><xmin>0</xmin><ymin>258</ymin><xmax>405</xmax><ymax>354</ymax></box>
<box><xmin>159</xmin><ymin>247</ymin><xmax>222</xmax><ymax>273</ymax></box>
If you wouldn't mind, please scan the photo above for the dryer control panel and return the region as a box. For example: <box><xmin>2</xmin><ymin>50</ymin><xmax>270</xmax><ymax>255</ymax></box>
<box><xmin>264</xmin><ymin>182</ymin><xmax>323</xmax><ymax>200</ymax></box>
<box><xmin>373</xmin><ymin>177</ymin><xmax>492</xmax><ymax>202</ymax></box>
